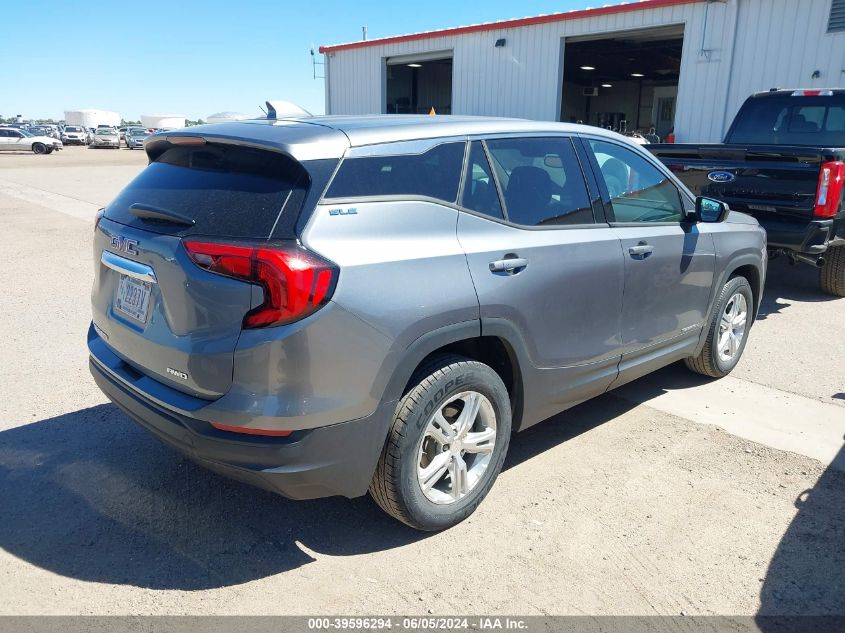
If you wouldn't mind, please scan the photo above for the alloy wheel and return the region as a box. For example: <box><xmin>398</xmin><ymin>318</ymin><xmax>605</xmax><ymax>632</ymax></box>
<box><xmin>717</xmin><ymin>292</ymin><xmax>748</xmax><ymax>362</ymax></box>
<box><xmin>417</xmin><ymin>391</ymin><xmax>497</xmax><ymax>505</ymax></box>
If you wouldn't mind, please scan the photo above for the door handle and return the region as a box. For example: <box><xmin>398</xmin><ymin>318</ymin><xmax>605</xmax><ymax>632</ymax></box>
<box><xmin>489</xmin><ymin>257</ymin><xmax>528</xmax><ymax>273</ymax></box>
<box><xmin>628</xmin><ymin>243</ymin><xmax>654</xmax><ymax>259</ymax></box>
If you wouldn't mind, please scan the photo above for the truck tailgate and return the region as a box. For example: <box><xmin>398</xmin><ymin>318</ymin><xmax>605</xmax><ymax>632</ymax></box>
<box><xmin>650</xmin><ymin>144</ymin><xmax>828</xmax><ymax>222</ymax></box>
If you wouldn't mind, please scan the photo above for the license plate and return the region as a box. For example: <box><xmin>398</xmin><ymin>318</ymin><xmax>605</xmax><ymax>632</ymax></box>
<box><xmin>114</xmin><ymin>275</ymin><xmax>151</xmax><ymax>324</ymax></box>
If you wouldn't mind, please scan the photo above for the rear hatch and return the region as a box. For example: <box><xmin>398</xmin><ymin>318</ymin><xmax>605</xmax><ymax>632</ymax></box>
<box><xmin>91</xmin><ymin>136</ymin><xmax>337</xmax><ymax>399</ymax></box>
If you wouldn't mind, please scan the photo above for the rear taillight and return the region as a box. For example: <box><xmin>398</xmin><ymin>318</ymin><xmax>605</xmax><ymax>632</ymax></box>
<box><xmin>183</xmin><ymin>240</ymin><xmax>337</xmax><ymax>328</ymax></box>
<box><xmin>814</xmin><ymin>161</ymin><xmax>845</xmax><ymax>218</ymax></box>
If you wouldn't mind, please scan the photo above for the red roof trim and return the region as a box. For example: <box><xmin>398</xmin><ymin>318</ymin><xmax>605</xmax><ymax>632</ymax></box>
<box><xmin>319</xmin><ymin>0</ymin><xmax>702</xmax><ymax>53</ymax></box>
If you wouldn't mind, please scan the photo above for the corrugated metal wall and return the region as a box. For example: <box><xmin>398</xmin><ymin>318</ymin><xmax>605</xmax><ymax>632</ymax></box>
<box><xmin>324</xmin><ymin>0</ymin><xmax>845</xmax><ymax>142</ymax></box>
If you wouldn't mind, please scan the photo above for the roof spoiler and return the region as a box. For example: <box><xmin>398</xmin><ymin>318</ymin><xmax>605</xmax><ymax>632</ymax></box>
<box><xmin>265</xmin><ymin>100</ymin><xmax>312</xmax><ymax>120</ymax></box>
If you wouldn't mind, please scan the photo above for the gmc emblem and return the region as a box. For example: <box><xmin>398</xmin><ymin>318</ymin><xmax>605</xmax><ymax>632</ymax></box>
<box><xmin>111</xmin><ymin>235</ymin><xmax>139</xmax><ymax>255</ymax></box>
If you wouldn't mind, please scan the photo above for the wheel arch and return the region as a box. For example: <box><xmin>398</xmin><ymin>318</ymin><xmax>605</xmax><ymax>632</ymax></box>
<box><xmin>383</xmin><ymin>322</ymin><xmax>526</xmax><ymax>432</ymax></box>
<box><xmin>694</xmin><ymin>253</ymin><xmax>764</xmax><ymax>357</ymax></box>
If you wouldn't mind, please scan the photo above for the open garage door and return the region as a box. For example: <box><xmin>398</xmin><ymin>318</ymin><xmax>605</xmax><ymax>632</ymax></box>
<box><xmin>386</xmin><ymin>52</ymin><xmax>453</xmax><ymax>115</ymax></box>
<box><xmin>561</xmin><ymin>25</ymin><xmax>684</xmax><ymax>141</ymax></box>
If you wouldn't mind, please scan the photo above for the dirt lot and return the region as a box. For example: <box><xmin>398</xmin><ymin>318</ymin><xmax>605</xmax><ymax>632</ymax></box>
<box><xmin>0</xmin><ymin>145</ymin><xmax>843</xmax><ymax>616</ymax></box>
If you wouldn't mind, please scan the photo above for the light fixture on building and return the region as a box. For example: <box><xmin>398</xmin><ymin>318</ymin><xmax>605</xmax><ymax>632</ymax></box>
<box><xmin>601</xmin><ymin>83</ymin><xmax>613</xmax><ymax>88</ymax></box>
<box><xmin>580</xmin><ymin>65</ymin><xmax>595</xmax><ymax>70</ymax></box>
<box><xmin>495</xmin><ymin>38</ymin><xmax>506</xmax><ymax>47</ymax></box>
<box><xmin>631</xmin><ymin>73</ymin><xmax>645</xmax><ymax>77</ymax></box>
<box><xmin>407</xmin><ymin>63</ymin><xmax>422</xmax><ymax>68</ymax></box>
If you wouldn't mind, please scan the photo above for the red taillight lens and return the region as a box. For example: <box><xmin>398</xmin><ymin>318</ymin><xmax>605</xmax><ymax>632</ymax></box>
<box><xmin>183</xmin><ymin>240</ymin><xmax>337</xmax><ymax>328</ymax></box>
<box><xmin>814</xmin><ymin>161</ymin><xmax>845</xmax><ymax>218</ymax></box>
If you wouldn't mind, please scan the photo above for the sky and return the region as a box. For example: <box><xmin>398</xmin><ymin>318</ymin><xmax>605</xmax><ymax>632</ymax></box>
<box><xmin>1</xmin><ymin>0</ymin><xmax>596</xmax><ymax>121</ymax></box>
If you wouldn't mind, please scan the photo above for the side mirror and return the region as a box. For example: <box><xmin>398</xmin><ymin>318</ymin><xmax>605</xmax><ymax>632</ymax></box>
<box><xmin>695</xmin><ymin>196</ymin><xmax>730</xmax><ymax>223</ymax></box>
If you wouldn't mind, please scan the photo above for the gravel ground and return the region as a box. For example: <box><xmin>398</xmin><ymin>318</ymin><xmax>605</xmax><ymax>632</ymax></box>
<box><xmin>0</xmin><ymin>146</ymin><xmax>843</xmax><ymax>616</ymax></box>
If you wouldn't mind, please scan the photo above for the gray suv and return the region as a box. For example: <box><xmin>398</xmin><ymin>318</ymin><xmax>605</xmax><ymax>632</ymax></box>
<box><xmin>89</xmin><ymin>115</ymin><xmax>767</xmax><ymax>530</ymax></box>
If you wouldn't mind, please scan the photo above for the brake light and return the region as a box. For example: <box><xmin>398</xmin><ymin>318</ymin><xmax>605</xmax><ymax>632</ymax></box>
<box><xmin>183</xmin><ymin>240</ymin><xmax>337</xmax><ymax>328</ymax></box>
<box><xmin>210</xmin><ymin>422</ymin><xmax>292</xmax><ymax>437</ymax></box>
<box><xmin>814</xmin><ymin>161</ymin><xmax>845</xmax><ymax>218</ymax></box>
<box><xmin>791</xmin><ymin>90</ymin><xmax>834</xmax><ymax>97</ymax></box>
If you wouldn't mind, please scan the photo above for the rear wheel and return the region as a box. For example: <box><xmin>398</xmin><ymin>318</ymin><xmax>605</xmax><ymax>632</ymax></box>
<box><xmin>820</xmin><ymin>245</ymin><xmax>845</xmax><ymax>297</ymax></box>
<box><xmin>32</xmin><ymin>143</ymin><xmax>47</xmax><ymax>155</ymax></box>
<box><xmin>369</xmin><ymin>355</ymin><xmax>512</xmax><ymax>531</ymax></box>
<box><xmin>685</xmin><ymin>276</ymin><xmax>754</xmax><ymax>378</ymax></box>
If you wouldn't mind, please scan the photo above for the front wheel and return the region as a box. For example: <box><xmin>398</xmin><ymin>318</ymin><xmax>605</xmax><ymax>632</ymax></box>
<box><xmin>32</xmin><ymin>143</ymin><xmax>47</xmax><ymax>155</ymax></box>
<box><xmin>820</xmin><ymin>245</ymin><xmax>845</xmax><ymax>297</ymax></box>
<box><xmin>685</xmin><ymin>276</ymin><xmax>754</xmax><ymax>378</ymax></box>
<box><xmin>369</xmin><ymin>355</ymin><xmax>512</xmax><ymax>531</ymax></box>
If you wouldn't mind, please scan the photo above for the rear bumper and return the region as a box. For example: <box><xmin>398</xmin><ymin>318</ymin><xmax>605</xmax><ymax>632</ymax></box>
<box><xmin>762</xmin><ymin>217</ymin><xmax>844</xmax><ymax>254</ymax></box>
<box><xmin>89</xmin><ymin>356</ymin><xmax>394</xmax><ymax>500</ymax></box>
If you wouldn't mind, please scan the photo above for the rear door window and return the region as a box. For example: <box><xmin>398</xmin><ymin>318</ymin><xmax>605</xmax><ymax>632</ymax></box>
<box><xmin>461</xmin><ymin>141</ymin><xmax>504</xmax><ymax>220</ymax></box>
<box><xmin>485</xmin><ymin>137</ymin><xmax>594</xmax><ymax>226</ymax></box>
<box><xmin>325</xmin><ymin>142</ymin><xmax>465</xmax><ymax>203</ymax></box>
<box><xmin>104</xmin><ymin>143</ymin><xmax>323</xmax><ymax>238</ymax></box>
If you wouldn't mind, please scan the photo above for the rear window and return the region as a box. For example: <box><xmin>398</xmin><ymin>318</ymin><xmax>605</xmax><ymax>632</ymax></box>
<box><xmin>325</xmin><ymin>142</ymin><xmax>465</xmax><ymax>203</ymax></box>
<box><xmin>105</xmin><ymin>143</ymin><xmax>323</xmax><ymax>238</ymax></box>
<box><xmin>727</xmin><ymin>96</ymin><xmax>845</xmax><ymax>145</ymax></box>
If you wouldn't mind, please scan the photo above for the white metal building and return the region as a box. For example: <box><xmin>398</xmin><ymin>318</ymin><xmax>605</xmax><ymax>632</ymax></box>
<box><xmin>64</xmin><ymin>109</ymin><xmax>121</xmax><ymax>129</ymax></box>
<box><xmin>141</xmin><ymin>114</ymin><xmax>186</xmax><ymax>129</ymax></box>
<box><xmin>320</xmin><ymin>0</ymin><xmax>845</xmax><ymax>142</ymax></box>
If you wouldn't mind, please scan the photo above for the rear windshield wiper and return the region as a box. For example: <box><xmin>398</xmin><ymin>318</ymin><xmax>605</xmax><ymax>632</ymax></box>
<box><xmin>129</xmin><ymin>203</ymin><xmax>196</xmax><ymax>227</ymax></box>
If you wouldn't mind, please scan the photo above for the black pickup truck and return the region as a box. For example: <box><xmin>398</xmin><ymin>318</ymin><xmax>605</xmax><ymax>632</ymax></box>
<box><xmin>649</xmin><ymin>89</ymin><xmax>845</xmax><ymax>296</ymax></box>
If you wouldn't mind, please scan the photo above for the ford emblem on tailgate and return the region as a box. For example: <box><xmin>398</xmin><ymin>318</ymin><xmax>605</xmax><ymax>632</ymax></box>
<box><xmin>707</xmin><ymin>171</ymin><xmax>736</xmax><ymax>183</ymax></box>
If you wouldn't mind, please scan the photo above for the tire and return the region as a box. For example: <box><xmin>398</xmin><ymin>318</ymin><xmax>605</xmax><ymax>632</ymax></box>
<box><xmin>369</xmin><ymin>354</ymin><xmax>512</xmax><ymax>531</ymax></box>
<box><xmin>32</xmin><ymin>143</ymin><xmax>47</xmax><ymax>155</ymax></box>
<box><xmin>820</xmin><ymin>245</ymin><xmax>845</xmax><ymax>297</ymax></box>
<box><xmin>45</xmin><ymin>148</ymin><xmax>54</xmax><ymax>154</ymax></box>
<box><xmin>685</xmin><ymin>276</ymin><xmax>754</xmax><ymax>378</ymax></box>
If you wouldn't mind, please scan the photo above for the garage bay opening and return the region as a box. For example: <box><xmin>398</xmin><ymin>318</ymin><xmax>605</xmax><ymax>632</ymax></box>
<box><xmin>561</xmin><ymin>25</ymin><xmax>684</xmax><ymax>141</ymax></box>
<box><xmin>386</xmin><ymin>53</ymin><xmax>453</xmax><ymax>115</ymax></box>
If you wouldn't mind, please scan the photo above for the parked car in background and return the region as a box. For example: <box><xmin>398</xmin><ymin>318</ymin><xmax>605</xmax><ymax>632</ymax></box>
<box><xmin>124</xmin><ymin>127</ymin><xmax>149</xmax><ymax>149</ymax></box>
<box><xmin>118</xmin><ymin>127</ymin><xmax>127</xmax><ymax>142</ymax></box>
<box><xmin>27</xmin><ymin>125</ymin><xmax>48</xmax><ymax>136</ymax></box>
<box><xmin>89</xmin><ymin>128</ymin><xmax>120</xmax><ymax>148</ymax></box>
<box><xmin>62</xmin><ymin>126</ymin><xmax>90</xmax><ymax>145</ymax></box>
<box><xmin>0</xmin><ymin>127</ymin><xmax>62</xmax><ymax>154</ymax></box>
<box><xmin>650</xmin><ymin>89</ymin><xmax>845</xmax><ymax>296</ymax></box>
<box><xmin>89</xmin><ymin>116</ymin><xmax>766</xmax><ymax>530</ymax></box>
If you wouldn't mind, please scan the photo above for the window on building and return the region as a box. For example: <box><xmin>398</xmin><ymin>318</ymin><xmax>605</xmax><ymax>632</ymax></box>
<box><xmin>485</xmin><ymin>137</ymin><xmax>594</xmax><ymax>226</ymax></box>
<box><xmin>325</xmin><ymin>142</ymin><xmax>465</xmax><ymax>203</ymax></box>
<box><xmin>461</xmin><ymin>141</ymin><xmax>504</xmax><ymax>219</ymax></box>
<box><xmin>589</xmin><ymin>139</ymin><xmax>683</xmax><ymax>223</ymax></box>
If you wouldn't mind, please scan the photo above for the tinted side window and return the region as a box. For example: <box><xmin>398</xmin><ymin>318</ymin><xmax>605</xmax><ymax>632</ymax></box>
<box><xmin>461</xmin><ymin>141</ymin><xmax>504</xmax><ymax>219</ymax></box>
<box><xmin>485</xmin><ymin>137</ymin><xmax>593</xmax><ymax>226</ymax></box>
<box><xmin>325</xmin><ymin>142</ymin><xmax>465</xmax><ymax>203</ymax></box>
<box><xmin>589</xmin><ymin>139</ymin><xmax>683</xmax><ymax>223</ymax></box>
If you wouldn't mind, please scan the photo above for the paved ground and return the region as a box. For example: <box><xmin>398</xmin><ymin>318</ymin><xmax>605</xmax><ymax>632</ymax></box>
<box><xmin>0</xmin><ymin>146</ymin><xmax>843</xmax><ymax>616</ymax></box>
